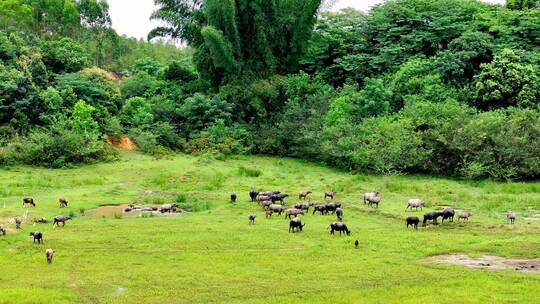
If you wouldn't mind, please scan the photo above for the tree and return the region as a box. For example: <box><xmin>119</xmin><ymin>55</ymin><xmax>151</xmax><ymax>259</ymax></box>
<box><xmin>42</xmin><ymin>38</ymin><xmax>90</xmax><ymax>73</ymax></box>
<box><xmin>179</xmin><ymin>93</ymin><xmax>232</xmax><ymax>137</ymax></box>
<box><xmin>70</xmin><ymin>99</ymin><xmax>99</xmax><ymax>140</ymax></box>
<box><xmin>0</xmin><ymin>0</ymin><xmax>33</xmax><ymax>32</ymax></box>
<box><xmin>120</xmin><ymin>97</ymin><xmax>154</xmax><ymax>128</ymax></box>
<box><xmin>151</xmin><ymin>0</ymin><xmax>323</xmax><ymax>85</ymax></box>
<box><xmin>473</xmin><ymin>49</ymin><xmax>540</xmax><ymax>109</ymax></box>
<box><xmin>506</xmin><ymin>0</ymin><xmax>540</xmax><ymax>10</ymax></box>
<box><xmin>26</xmin><ymin>0</ymin><xmax>80</xmax><ymax>37</ymax></box>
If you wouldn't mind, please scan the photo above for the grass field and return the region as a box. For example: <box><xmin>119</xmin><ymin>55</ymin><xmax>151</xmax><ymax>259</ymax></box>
<box><xmin>0</xmin><ymin>151</ymin><xmax>539</xmax><ymax>304</ymax></box>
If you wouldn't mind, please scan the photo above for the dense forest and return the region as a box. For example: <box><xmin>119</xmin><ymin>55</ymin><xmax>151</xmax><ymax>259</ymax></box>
<box><xmin>0</xmin><ymin>0</ymin><xmax>539</xmax><ymax>180</ymax></box>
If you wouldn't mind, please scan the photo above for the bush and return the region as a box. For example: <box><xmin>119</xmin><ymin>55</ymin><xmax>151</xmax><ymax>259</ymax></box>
<box><xmin>42</xmin><ymin>38</ymin><xmax>90</xmax><ymax>73</ymax></box>
<box><xmin>0</xmin><ymin>122</ymin><xmax>117</xmax><ymax>167</ymax></box>
<box><xmin>238</xmin><ymin>166</ymin><xmax>262</xmax><ymax>177</ymax></box>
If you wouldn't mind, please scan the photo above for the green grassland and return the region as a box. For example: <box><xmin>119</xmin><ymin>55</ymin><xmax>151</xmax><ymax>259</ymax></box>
<box><xmin>0</xmin><ymin>151</ymin><xmax>539</xmax><ymax>304</ymax></box>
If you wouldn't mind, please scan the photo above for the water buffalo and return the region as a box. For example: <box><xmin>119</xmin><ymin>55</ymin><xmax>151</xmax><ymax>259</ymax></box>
<box><xmin>441</xmin><ymin>208</ymin><xmax>455</xmax><ymax>223</ymax></box>
<box><xmin>335</xmin><ymin>207</ymin><xmax>343</xmax><ymax>220</ymax></box>
<box><xmin>325</xmin><ymin>202</ymin><xmax>342</xmax><ymax>214</ymax></box>
<box><xmin>261</xmin><ymin>200</ymin><xmax>273</xmax><ymax>209</ymax></box>
<box><xmin>23</xmin><ymin>197</ymin><xmax>35</xmax><ymax>207</ymax></box>
<box><xmin>294</xmin><ymin>202</ymin><xmax>313</xmax><ymax>212</ymax></box>
<box><xmin>53</xmin><ymin>215</ymin><xmax>71</xmax><ymax>227</ymax></box>
<box><xmin>59</xmin><ymin>197</ymin><xmax>68</xmax><ymax>208</ymax></box>
<box><xmin>298</xmin><ymin>191</ymin><xmax>312</xmax><ymax>200</ymax></box>
<box><xmin>406</xmin><ymin>199</ymin><xmax>424</xmax><ymax>211</ymax></box>
<box><xmin>30</xmin><ymin>231</ymin><xmax>43</xmax><ymax>243</ymax></box>
<box><xmin>271</xmin><ymin>193</ymin><xmax>289</xmax><ymax>204</ymax></box>
<box><xmin>289</xmin><ymin>218</ymin><xmax>305</xmax><ymax>233</ymax></box>
<box><xmin>249</xmin><ymin>190</ymin><xmax>259</xmax><ymax>202</ymax></box>
<box><xmin>230</xmin><ymin>193</ymin><xmax>237</xmax><ymax>203</ymax></box>
<box><xmin>458</xmin><ymin>211</ymin><xmax>472</xmax><ymax>222</ymax></box>
<box><xmin>257</xmin><ymin>195</ymin><xmax>271</xmax><ymax>203</ymax></box>
<box><xmin>45</xmin><ymin>248</ymin><xmax>54</xmax><ymax>264</ymax></box>
<box><xmin>313</xmin><ymin>205</ymin><xmax>327</xmax><ymax>215</ymax></box>
<box><xmin>268</xmin><ymin>204</ymin><xmax>285</xmax><ymax>215</ymax></box>
<box><xmin>406</xmin><ymin>216</ymin><xmax>420</xmax><ymax>229</ymax></box>
<box><xmin>160</xmin><ymin>203</ymin><xmax>178</xmax><ymax>213</ymax></box>
<box><xmin>329</xmin><ymin>221</ymin><xmax>351</xmax><ymax>235</ymax></box>
<box><xmin>506</xmin><ymin>211</ymin><xmax>516</xmax><ymax>224</ymax></box>
<box><xmin>423</xmin><ymin>211</ymin><xmax>442</xmax><ymax>226</ymax></box>
<box><xmin>324</xmin><ymin>191</ymin><xmax>336</xmax><ymax>200</ymax></box>
<box><xmin>15</xmin><ymin>218</ymin><xmax>21</xmax><ymax>229</ymax></box>
<box><xmin>367</xmin><ymin>196</ymin><xmax>381</xmax><ymax>208</ymax></box>
<box><xmin>363</xmin><ymin>192</ymin><xmax>380</xmax><ymax>204</ymax></box>
<box><xmin>248</xmin><ymin>214</ymin><xmax>256</xmax><ymax>225</ymax></box>
<box><xmin>285</xmin><ymin>208</ymin><xmax>304</xmax><ymax>219</ymax></box>
<box><xmin>265</xmin><ymin>210</ymin><xmax>273</xmax><ymax>218</ymax></box>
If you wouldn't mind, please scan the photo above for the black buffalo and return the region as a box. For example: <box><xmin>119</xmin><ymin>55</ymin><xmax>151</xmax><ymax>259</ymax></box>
<box><xmin>423</xmin><ymin>211</ymin><xmax>442</xmax><ymax>226</ymax></box>
<box><xmin>329</xmin><ymin>221</ymin><xmax>350</xmax><ymax>235</ymax></box>
<box><xmin>289</xmin><ymin>218</ymin><xmax>305</xmax><ymax>233</ymax></box>
<box><xmin>406</xmin><ymin>216</ymin><xmax>420</xmax><ymax>229</ymax></box>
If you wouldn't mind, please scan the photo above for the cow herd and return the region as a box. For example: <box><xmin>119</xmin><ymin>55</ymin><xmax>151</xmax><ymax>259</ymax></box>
<box><xmin>246</xmin><ymin>190</ymin><xmax>353</xmax><ymax>236</ymax></box>
<box><xmin>241</xmin><ymin>189</ymin><xmax>519</xmax><ymax>236</ymax></box>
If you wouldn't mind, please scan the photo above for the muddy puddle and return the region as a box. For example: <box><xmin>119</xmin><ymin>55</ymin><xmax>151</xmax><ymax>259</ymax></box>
<box><xmin>86</xmin><ymin>204</ymin><xmax>182</xmax><ymax>218</ymax></box>
<box><xmin>425</xmin><ymin>254</ymin><xmax>540</xmax><ymax>272</ymax></box>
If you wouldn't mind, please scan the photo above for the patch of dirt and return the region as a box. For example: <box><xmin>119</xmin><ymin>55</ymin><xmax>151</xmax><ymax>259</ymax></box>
<box><xmin>86</xmin><ymin>204</ymin><xmax>182</xmax><ymax>218</ymax></box>
<box><xmin>108</xmin><ymin>135</ymin><xmax>137</xmax><ymax>150</ymax></box>
<box><xmin>425</xmin><ymin>254</ymin><xmax>540</xmax><ymax>273</ymax></box>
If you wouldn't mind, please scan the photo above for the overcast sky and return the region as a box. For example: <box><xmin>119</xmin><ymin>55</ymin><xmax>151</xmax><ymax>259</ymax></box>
<box><xmin>108</xmin><ymin>0</ymin><xmax>506</xmax><ymax>41</ymax></box>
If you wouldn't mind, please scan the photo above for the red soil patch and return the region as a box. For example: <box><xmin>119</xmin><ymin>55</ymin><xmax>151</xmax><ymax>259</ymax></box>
<box><xmin>108</xmin><ymin>135</ymin><xmax>137</xmax><ymax>150</ymax></box>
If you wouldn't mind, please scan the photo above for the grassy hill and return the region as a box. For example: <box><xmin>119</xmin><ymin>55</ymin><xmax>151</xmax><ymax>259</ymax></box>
<box><xmin>0</xmin><ymin>151</ymin><xmax>538</xmax><ymax>303</ymax></box>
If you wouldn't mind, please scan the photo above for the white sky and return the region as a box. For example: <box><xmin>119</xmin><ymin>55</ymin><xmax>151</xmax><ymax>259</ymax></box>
<box><xmin>108</xmin><ymin>0</ymin><xmax>506</xmax><ymax>41</ymax></box>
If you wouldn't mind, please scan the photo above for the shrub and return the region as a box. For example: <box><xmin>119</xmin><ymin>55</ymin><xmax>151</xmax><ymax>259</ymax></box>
<box><xmin>238</xmin><ymin>166</ymin><xmax>262</xmax><ymax>177</ymax></box>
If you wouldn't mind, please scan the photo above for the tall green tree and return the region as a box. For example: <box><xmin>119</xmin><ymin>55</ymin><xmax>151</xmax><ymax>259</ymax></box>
<box><xmin>150</xmin><ymin>0</ymin><xmax>323</xmax><ymax>85</ymax></box>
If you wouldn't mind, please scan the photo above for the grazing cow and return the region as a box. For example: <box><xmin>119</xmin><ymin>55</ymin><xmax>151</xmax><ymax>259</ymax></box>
<box><xmin>423</xmin><ymin>211</ymin><xmax>442</xmax><ymax>226</ymax></box>
<box><xmin>335</xmin><ymin>207</ymin><xmax>343</xmax><ymax>220</ymax></box>
<box><xmin>313</xmin><ymin>205</ymin><xmax>327</xmax><ymax>215</ymax></box>
<box><xmin>406</xmin><ymin>216</ymin><xmax>420</xmax><ymax>229</ymax></box>
<box><xmin>261</xmin><ymin>200</ymin><xmax>273</xmax><ymax>209</ymax></box>
<box><xmin>30</xmin><ymin>231</ymin><xmax>43</xmax><ymax>244</ymax></box>
<box><xmin>265</xmin><ymin>210</ymin><xmax>273</xmax><ymax>218</ymax></box>
<box><xmin>406</xmin><ymin>199</ymin><xmax>425</xmax><ymax>211</ymax></box>
<box><xmin>15</xmin><ymin>218</ymin><xmax>21</xmax><ymax>229</ymax></box>
<box><xmin>257</xmin><ymin>195</ymin><xmax>271</xmax><ymax>203</ymax></box>
<box><xmin>458</xmin><ymin>211</ymin><xmax>472</xmax><ymax>222</ymax></box>
<box><xmin>160</xmin><ymin>203</ymin><xmax>178</xmax><ymax>213</ymax></box>
<box><xmin>59</xmin><ymin>197</ymin><xmax>68</xmax><ymax>208</ymax></box>
<box><xmin>298</xmin><ymin>191</ymin><xmax>312</xmax><ymax>200</ymax></box>
<box><xmin>366</xmin><ymin>196</ymin><xmax>381</xmax><ymax>208</ymax></box>
<box><xmin>271</xmin><ymin>194</ymin><xmax>289</xmax><ymax>204</ymax></box>
<box><xmin>289</xmin><ymin>218</ymin><xmax>305</xmax><ymax>233</ymax></box>
<box><xmin>363</xmin><ymin>192</ymin><xmax>380</xmax><ymax>205</ymax></box>
<box><xmin>506</xmin><ymin>211</ymin><xmax>516</xmax><ymax>224</ymax></box>
<box><xmin>249</xmin><ymin>190</ymin><xmax>259</xmax><ymax>202</ymax></box>
<box><xmin>441</xmin><ymin>208</ymin><xmax>455</xmax><ymax>223</ymax></box>
<box><xmin>33</xmin><ymin>218</ymin><xmax>48</xmax><ymax>224</ymax></box>
<box><xmin>294</xmin><ymin>202</ymin><xmax>313</xmax><ymax>212</ymax></box>
<box><xmin>268</xmin><ymin>204</ymin><xmax>285</xmax><ymax>215</ymax></box>
<box><xmin>355</xmin><ymin>240</ymin><xmax>359</xmax><ymax>249</ymax></box>
<box><xmin>324</xmin><ymin>191</ymin><xmax>336</xmax><ymax>200</ymax></box>
<box><xmin>329</xmin><ymin>221</ymin><xmax>351</xmax><ymax>235</ymax></box>
<box><xmin>23</xmin><ymin>197</ymin><xmax>35</xmax><ymax>207</ymax></box>
<box><xmin>285</xmin><ymin>208</ymin><xmax>304</xmax><ymax>219</ymax></box>
<box><xmin>248</xmin><ymin>215</ymin><xmax>256</xmax><ymax>225</ymax></box>
<box><xmin>45</xmin><ymin>249</ymin><xmax>54</xmax><ymax>264</ymax></box>
<box><xmin>230</xmin><ymin>193</ymin><xmax>237</xmax><ymax>203</ymax></box>
<box><xmin>0</xmin><ymin>225</ymin><xmax>5</xmax><ymax>236</ymax></box>
<box><xmin>53</xmin><ymin>215</ymin><xmax>71</xmax><ymax>227</ymax></box>
<box><xmin>325</xmin><ymin>202</ymin><xmax>341</xmax><ymax>214</ymax></box>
